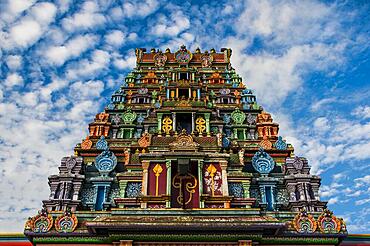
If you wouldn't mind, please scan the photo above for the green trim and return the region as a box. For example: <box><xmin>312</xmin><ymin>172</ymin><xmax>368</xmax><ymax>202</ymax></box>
<box><xmin>260</xmin><ymin>237</ymin><xmax>339</xmax><ymax>245</ymax></box>
<box><xmin>33</xmin><ymin>236</ymin><xmax>109</xmax><ymax>244</ymax></box>
<box><xmin>109</xmin><ymin>234</ymin><xmax>261</xmax><ymax>242</ymax></box>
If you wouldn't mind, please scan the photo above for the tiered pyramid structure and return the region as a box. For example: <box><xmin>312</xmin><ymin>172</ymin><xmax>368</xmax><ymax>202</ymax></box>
<box><xmin>24</xmin><ymin>46</ymin><xmax>347</xmax><ymax>245</ymax></box>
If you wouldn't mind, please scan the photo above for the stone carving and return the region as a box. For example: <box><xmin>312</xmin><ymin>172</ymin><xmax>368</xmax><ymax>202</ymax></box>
<box><xmin>65</xmin><ymin>157</ymin><xmax>77</xmax><ymax>172</ymax></box>
<box><xmin>111</xmin><ymin>114</ymin><xmax>121</xmax><ymax>126</ymax></box>
<box><xmin>246</xmin><ymin>113</ymin><xmax>256</xmax><ymax>125</ymax></box>
<box><xmin>169</xmin><ymin>129</ymin><xmax>199</xmax><ymax>151</ymax></box>
<box><xmin>122</xmin><ymin>107</ymin><xmax>137</xmax><ymax>124</ymax></box>
<box><xmin>293</xmin><ymin>156</ymin><xmax>304</xmax><ymax>171</ymax></box>
<box><xmin>81</xmin><ymin>137</ymin><xmax>92</xmax><ymax>150</ymax></box>
<box><xmin>275</xmin><ymin>136</ymin><xmax>287</xmax><ymax>150</ymax></box>
<box><xmin>29</xmin><ymin>205</ymin><xmax>53</xmax><ymax>233</ymax></box>
<box><xmin>55</xmin><ymin>208</ymin><xmax>78</xmax><ymax>233</ymax></box>
<box><xmin>238</xmin><ymin>148</ymin><xmax>245</xmax><ymax>166</ymax></box>
<box><xmin>153</xmin><ymin>51</ymin><xmax>167</xmax><ymax>67</ymax></box>
<box><xmin>138</xmin><ymin>88</ymin><xmax>148</xmax><ymax>94</ymax></box>
<box><xmin>293</xmin><ymin>209</ymin><xmax>317</xmax><ymax>233</ymax></box>
<box><xmin>138</xmin><ymin>133</ymin><xmax>151</xmax><ymax>148</ymax></box>
<box><xmin>252</xmin><ymin>148</ymin><xmax>275</xmax><ymax>174</ymax></box>
<box><xmin>229</xmin><ymin>183</ymin><xmax>244</xmax><ymax>198</ymax></box>
<box><xmin>121</xmin><ymin>148</ymin><xmax>129</xmax><ymax>166</ymax></box>
<box><xmin>223</xmin><ymin>114</ymin><xmax>231</xmax><ymax>124</ymax></box>
<box><xmin>259</xmin><ymin>137</ymin><xmax>272</xmax><ymax>150</ymax></box>
<box><xmin>231</xmin><ymin>108</ymin><xmax>246</xmax><ymax>125</ymax></box>
<box><xmin>200</xmin><ymin>51</ymin><xmax>213</xmax><ymax>68</ymax></box>
<box><xmin>174</xmin><ymin>45</ymin><xmax>192</xmax><ymax>64</ymax></box>
<box><xmin>96</xmin><ymin>136</ymin><xmax>108</xmax><ymax>150</ymax></box>
<box><xmin>219</xmin><ymin>88</ymin><xmax>230</xmax><ymax>95</ymax></box>
<box><xmin>317</xmin><ymin>209</ymin><xmax>342</xmax><ymax>233</ymax></box>
<box><xmin>95</xmin><ymin>150</ymin><xmax>117</xmax><ymax>176</ymax></box>
<box><xmin>125</xmin><ymin>182</ymin><xmax>142</xmax><ymax>198</ymax></box>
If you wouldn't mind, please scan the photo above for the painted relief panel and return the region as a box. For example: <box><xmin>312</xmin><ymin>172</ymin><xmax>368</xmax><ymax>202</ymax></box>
<box><xmin>148</xmin><ymin>163</ymin><xmax>167</xmax><ymax>196</ymax></box>
<box><xmin>203</xmin><ymin>163</ymin><xmax>223</xmax><ymax>196</ymax></box>
<box><xmin>171</xmin><ymin>161</ymin><xmax>199</xmax><ymax>208</ymax></box>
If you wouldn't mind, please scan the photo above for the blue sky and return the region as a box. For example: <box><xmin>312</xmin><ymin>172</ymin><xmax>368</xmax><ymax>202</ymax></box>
<box><xmin>0</xmin><ymin>0</ymin><xmax>369</xmax><ymax>233</ymax></box>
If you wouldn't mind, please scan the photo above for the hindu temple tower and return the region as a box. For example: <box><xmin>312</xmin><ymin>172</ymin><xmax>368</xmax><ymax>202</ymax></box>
<box><xmin>24</xmin><ymin>45</ymin><xmax>347</xmax><ymax>245</ymax></box>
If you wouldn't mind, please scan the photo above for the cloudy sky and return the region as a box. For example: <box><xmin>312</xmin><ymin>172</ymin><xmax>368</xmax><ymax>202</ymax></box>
<box><xmin>0</xmin><ymin>0</ymin><xmax>369</xmax><ymax>233</ymax></box>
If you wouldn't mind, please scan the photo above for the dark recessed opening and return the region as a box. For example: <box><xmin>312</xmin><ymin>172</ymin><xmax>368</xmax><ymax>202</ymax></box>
<box><xmin>179</xmin><ymin>72</ymin><xmax>188</xmax><ymax>80</ymax></box>
<box><xmin>178</xmin><ymin>88</ymin><xmax>189</xmax><ymax>98</ymax></box>
<box><xmin>176</xmin><ymin>113</ymin><xmax>192</xmax><ymax>133</ymax></box>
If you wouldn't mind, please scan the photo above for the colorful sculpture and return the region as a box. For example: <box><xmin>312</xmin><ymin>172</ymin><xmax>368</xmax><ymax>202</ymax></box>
<box><xmin>25</xmin><ymin>45</ymin><xmax>347</xmax><ymax>245</ymax></box>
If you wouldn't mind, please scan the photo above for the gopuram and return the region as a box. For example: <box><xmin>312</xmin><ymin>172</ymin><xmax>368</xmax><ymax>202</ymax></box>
<box><xmin>24</xmin><ymin>46</ymin><xmax>347</xmax><ymax>245</ymax></box>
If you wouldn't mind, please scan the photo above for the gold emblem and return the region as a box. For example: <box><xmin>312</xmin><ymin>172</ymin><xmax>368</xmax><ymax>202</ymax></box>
<box><xmin>153</xmin><ymin>164</ymin><xmax>163</xmax><ymax>196</ymax></box>
<box><xmin>207</xmin><ymin>164</ymin><xmax>217</xmax><ymax>196</ymax></box>
<box><xmin>162</xmin><ymin>116</ymin><xmax>173</xmax><ymax>135</ymax></box>
<box><xmin>195</xmin><ymin>117</ymin><xmax>206</xmax><ymax>134</ymax></box>
<box><xmin>172</xmin><ymin>173</ymin><xmax>197</xmax><ymax>205</ymax></box>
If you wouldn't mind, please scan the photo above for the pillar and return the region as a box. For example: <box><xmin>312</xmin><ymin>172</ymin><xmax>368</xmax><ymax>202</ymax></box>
<box><xmin>197</xmin><ymin>88</ymin><xmax>200</xmax><ymax>100</ymax></box>
<box><xmin>198</xmin><ymin>160</ymin><xmax>204</xmax><ymax>208</ymax></box>
<box><xmin>166</xmin><ymin>160</ymin><xmax>172</xmax><ymax>208</ymax></box>
<box><xmin>205</xmin><ymin>113</ymin><xmax>210</xmax><ymax>136</ymax></box>
<box><xmin>141</xmin><ymin>160</ymin><xmax>150</xmax><ymax>208</ymax></box>
<box><xmin>172</xmin><ymin>112</ymin><xmax>176</xmax><ymax>134</ymax></box>
<box><xmin>191</xmin><ymin>112</ymin><xmax>195</xmax><ymax>134</ymax></box>
<box><xmin>220</xmin><ymin>160</ymin><xmax>229</xmax><ymax>208</ymax></box>
<box><xmin>157</xmin><ymin>113</ymin><xmax>163</xmax><ymax>135</ymax></box>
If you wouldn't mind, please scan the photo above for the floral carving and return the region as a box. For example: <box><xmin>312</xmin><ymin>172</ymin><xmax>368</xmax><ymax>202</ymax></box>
<box><xmin>55</xmin><ymin>208</ymin><xmax>78</xmax><ymax>233</ymax></box>
<box><xmin>252</xmin><ymin>148</ymin><xmax>275</xmax><ymax>174</ymax></box>
<box><xmin>231</xmin><ymin>108</ymin><xmax>246</xmax><ymax>125</ymax></box>
<box><xmin>317</xmin><ymin>209</ymin><xmax>342</xmax><ymax>233</ymax></box>
<box><xmin>293</xmin><ymin>209</ymin><xmax>317</xmax><ymax>233</ymax></box>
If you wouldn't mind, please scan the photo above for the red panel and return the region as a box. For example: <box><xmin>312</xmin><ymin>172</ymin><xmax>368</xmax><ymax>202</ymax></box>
<box><xmin>147</xmin><ymin>163</ymin><xmax>167</xmax><ymax>196</ymax></box>
<box><xmin>171</xmin><ymin>161</ymin><xmax>199</xmax><ymax>209</ymax></box>
<box><xmin>203</xmin><ymin>163</ymin><xmax>223</xmax><ymax>196</ymax></box>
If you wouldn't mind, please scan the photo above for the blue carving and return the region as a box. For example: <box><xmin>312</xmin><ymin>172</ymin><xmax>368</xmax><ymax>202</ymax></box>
<box><xmin>229</xmin><ymin>183</ymin><xmax>244</xmax><ymax>198</ymax></box>
<box><xmin>252</xmin><ymin>148</ymin><xmax>275</xmax><ymax>174</ymax></box>
<box><xmin>137</xmin><ymin>114</ymin><xmax>145</xmax><ymax>124</ymax></box>
<box><xmin>154</xmin><ymin>101</ymin><xmax>161</xmax><ymax>109</ymax></box>
<box><xmin>95</xmin><ymin>150</ymin><xmax>117</xmax><ymax>176</ymax></box>
<box><xmin>223</xmin><ymin>114</ymin><xmax>231</xmax><ymax>124</ymax></box>
<box><xmin>125</xmin><ymin>182</ymin><xmax>142</xmax><ymax>198</ymax></box>
<box><xmin>242</xmin><ymin>88</ymin><xmax>252</xmax><ymax>95</ymax></box>
<box><xmin>134</xmin><ymin>129</ymin><xmax>143</xmax><ymax>138</ymax></box>
<box><xmin>224</xmin><ymin>128</ymin><xmax>232</xmax><ymax>137</ymax></box>
<box><xmin>242</xmin><ymin>103</ymin><xmax>249</xmax><ymax>110</ymax></box>
<box><xmin>96</xmin><ymin>136</ymin><xmax>108</xmax><ymax>150</ymax></box>
<box><xmin>222</xmin><ymin>137</ymin><xmax>230</xmax><ymax>148</ymax></box>
<box><xmin>107</xmin><ymin>103</ymin><xmax>115</xmax><ymax>110</ymax></box>
<box><xmin>275</xmin><ymin>136</ymin><xmax>287</xmax><ymax>150</ymax></box>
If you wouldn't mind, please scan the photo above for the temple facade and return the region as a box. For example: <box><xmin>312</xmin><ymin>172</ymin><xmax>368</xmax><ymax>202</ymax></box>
<box><xmin>24</xmin><ymin>46</ymin><xmax>347</xmax><ymax>245</ymax></box>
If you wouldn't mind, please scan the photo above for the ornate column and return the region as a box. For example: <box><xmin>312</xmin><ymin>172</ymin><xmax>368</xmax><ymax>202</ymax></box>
<box><xmin>166</xmin><ymin>160</ymin><xmax>172</xmax><ymax>208</ymax></box>
<box><xmin>241</xmin><ymin>180</ymin><xmax>250</xmax><ymax>198</ymax></box>
<box><xmin>198</xmin><ymin>160</ymin><xmax>204</xmax><ymax>208</ymax></box>
<box><xmin>220</xmin><ymin>160</ymin><xmax>229</xmax><ymax>196</ymax></box>
<box><xmin>119</xmin><ymin>180</ymin><xmax>128</xmax><ymax>198</ymax></box>
<box><xmin>297</xmin><ymin>183</ymin><xmax>306</xmax><ymax>201</ymax></box>
<box><xmin>287</xmin><ymin>184</ymin><xmax>296</xmax><ymax>202</ymax></box>
<box><xmin>191</xmin><ymin>112</ymin><xmax>195</xmax><ymax>134</ymax></box>
<box><xmin>172</xmin><ymin>112</ymin><xmax>176</xmax><ymax>134</ymax></box>
<box><xmin>157</xmin><ymin>113</ymin><xmax>163</xmax><ymax>135</ymax></box>
<box><xmin>220</xmin><ymin>160</ymin><xmax>229</xmax><ymax>208</ymax></box>
<box><xmin>311</xmin><ymin>182</ymin><xmax>320</xmax><ymax>200</ymax></box>
<box><xmin>205</xmin><ymin>113</ymin><xmax>210</xmax><ymax>136</ymax></box>
<box><xmin>141</xmin><ymin>160</ymin><xmax>150</xmax><ymax>208</ymax></box>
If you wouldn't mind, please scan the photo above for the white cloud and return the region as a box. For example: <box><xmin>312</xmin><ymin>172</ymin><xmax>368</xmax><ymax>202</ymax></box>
<box><xmin>112</xmin><ymin>52</ymin><xmax>136</xmax><ymax>70</ymax></box>
<box><xmin>61</xmin><ymin>1</ymin><xmax>106</xmax><ymax>32</ymax></box>
<box><xmin>122</xmin><ymin>0</ymin><xmax>159</xmax><ymax>18</ymax></box>
<box><xmin>45</xmin><ymin>34</ymin><xmax>98</xmax><ymax>66</ymax></box>
<box><xmin>2</xmin><ymin>2</ymin><xmax>57</xmax><ymax>49</ymax></box>
<box><xmin>352</xmin><ymin>105</ymin><xmax>370</xmax><ymax>119</ymax></box>
<box><xmin>105</xmin><ymin>30</ymin><xmax>125</xmax><ymax>47</ymax></box>
<box><xmin>9</xmin><ymin>19</ymin><xmax>42</xmax><ymax>47</ymax></box>
<box><xmin>4</xmin><ymin>73</ymin><xmax>24</xmax><ymax>88</ymax></box>
<box><xmin>150</xmin><ymin>11</ymin><xmax>190</xmax><ymax>37</ymax></box>
<box><xmin>327</xmin><ymin>197</ymin><xmax>339</xmax><ymax>205</ymax></box>
<box><xmin>6</xmin><ymin>55</ymin><xmax>22</xmax><ymax>70</ymax></box>
<box><xmin>66</xmin><ymin>49</ymin><xmax>110</xmax><ymax>80</ymax></box>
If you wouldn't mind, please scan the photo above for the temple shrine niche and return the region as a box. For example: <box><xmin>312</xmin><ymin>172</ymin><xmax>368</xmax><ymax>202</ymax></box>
<box><xmin>25</xmin><ymin>46</ymin><xmax>347</xmax><ymax>246</ymax></box>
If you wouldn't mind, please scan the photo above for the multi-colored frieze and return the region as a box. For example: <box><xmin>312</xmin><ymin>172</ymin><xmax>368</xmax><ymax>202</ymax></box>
<box><xmin>24</xmin><ymin>46</ymin><xmax>347</xmax><ymax>245</ymax></box>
